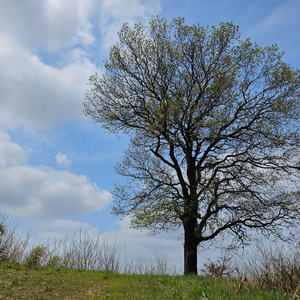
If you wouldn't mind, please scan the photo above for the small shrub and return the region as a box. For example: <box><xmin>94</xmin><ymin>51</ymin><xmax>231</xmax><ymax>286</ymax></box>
<box><xmin>47</xmin><ymin>255</ymin><xmax>63</xmax><ymax>268</ymax></box>
<box><xmin>62</xmin><ymin>252</ymin><xmax>72</xmax><ymax>268</ymax></box>
<box><xmin>0</xmin><ymin>224</ymin><xmax>8</xmax><ymax>261</ymax></box>
<box><xmin>25</xmin><ymin>245</ymin><xmax>47</xmax><ymax>268</ymax></box>
<box><xmin>0</xmin><ymin>246</ymin><xmax>9</xmax><ymax>262</ymax></box>
<box><xmin>200</xmin><ymin>255</ymin><xmax>234</xmax><ymax>278</ymax></box>
<box><xmin>0</xmin><ymin>223</ymin><xmax>5</xmax><ymax>236</ymax></box>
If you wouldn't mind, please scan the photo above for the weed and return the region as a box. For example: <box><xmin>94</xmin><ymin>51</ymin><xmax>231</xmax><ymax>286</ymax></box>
<box><xmin>0</xmin><ymin>213</ymin><xmax>30</xmax><ymax>263</ymax></box>
<box><xmin>241</xmin><ymin>242</ymin><xmax>300</xmax><ymax>293</ymax></box>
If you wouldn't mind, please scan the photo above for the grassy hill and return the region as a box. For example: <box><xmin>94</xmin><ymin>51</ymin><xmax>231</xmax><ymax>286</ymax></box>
<box><xmin>1</xmin><ymin>213</ymin><xmax>299</xmax><ymax>299</ymax></box>
<box><xmin>0</xmin><ymin>262</ymin><xmax>291</xmax><ymax>300</ymax></box>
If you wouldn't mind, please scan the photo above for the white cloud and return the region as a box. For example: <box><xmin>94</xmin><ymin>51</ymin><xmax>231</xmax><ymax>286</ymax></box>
<box><xmin>55</xmin><ymin>153</ymin><xmax>71</xmax><ymax>168</ymax></box>
<box><xmin>0</xmin><ymin>0</ymin><xmax>95</xmax><ymax>52</ymax></box>
<box><xmin>0</xmin><ymin>0</ymin><xmax>100</xmax><ymax>131</ymax></box>
<box><xmin>0</xmin><ymin>134</ymin><xmax>112</xmax><ymax>219</ymax></box>
<box><xmin>0</xmin><ymin>131</ymin><xmax>27</xmax><ymax>167</ymax></box>
<box><xmin>0</xmin><ymin>0</ymin><xmax>162</xmax><ymax>53</ymax></box>
<box><xmin>37</xmin><ymin>219</ymin><xmax>101</xmax><ymax>240</ymax></box>
<box><xmin>0</xmin><ymin>166</ymin><xmax>112</xmax><ymax>218</ymax></box>
<box><xmin>99</xmin><ymin>0</ymin><xmax>162</xmax><ymax>49</ymax></box>
<box><xmin>0</xmin><ymin>33</ymin><xmax>98</xmax><ymax>131</ymax></box>
<box><xmin>0</xmin><ymin>0</ymin><xmax>163</xmax><ymax>132</ymax></box>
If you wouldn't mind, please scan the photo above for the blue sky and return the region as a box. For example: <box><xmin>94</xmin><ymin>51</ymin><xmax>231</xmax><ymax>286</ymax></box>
<box><xmin>0</xmin><ymin>0</ymin><xmax>300</xmax><ymax>270</ymax></box>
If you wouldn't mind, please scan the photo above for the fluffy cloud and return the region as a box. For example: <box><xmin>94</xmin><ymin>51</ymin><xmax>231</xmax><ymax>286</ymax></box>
<box><xmin>0</xmin><ymin>0</ymin><xmax>162</xmax><ymax>131</ymax></box>
<box><xmin>0</xmin><ymin>0</ymin><xmax>98</xmax><ymax>131</ymax></box>
<box><xmin>0</xmin><ymin>132</ymin><xmax>27</xmax><ymax>167</ymax></box>
<box><xmin>37</xmin><ymin>219</ymin><xmax>101</xmax><ymax>240</ymax></box>
<box><xmin>0</xmin><ymin>166</ymin><xmax>112</xmax><ymax>218</ymax></box>
<box><xmin>0</xmin><ymin>0</ymin><xmax>95</xmax><ymax>51</ymax></box>
<box><xmin>0</xmin><ymin>134</ymin><xmax>112</xmax><ymax>219</ymax></box>
<box><xmin>55</xmin><ymin>153</ymin><xmax>71</xmax><ymax>168</ymax></box>
<box><xmin>0</xmin><ymin>35</ymin><xmax>98</xmax><ymax>131</ymax></box>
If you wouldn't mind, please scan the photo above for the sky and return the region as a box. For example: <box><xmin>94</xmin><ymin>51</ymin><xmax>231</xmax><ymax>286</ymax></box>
<box><xmin>0</xmin><ymin>0</ymin><xmax>300</xmax><ymax>272</ymax></box>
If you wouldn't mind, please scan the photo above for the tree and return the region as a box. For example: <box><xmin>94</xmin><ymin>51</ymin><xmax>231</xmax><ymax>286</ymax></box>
<box><xmin>84</xmin><ymin>17</ymin><xmax>300</xmax><ymax>275</ymax></box>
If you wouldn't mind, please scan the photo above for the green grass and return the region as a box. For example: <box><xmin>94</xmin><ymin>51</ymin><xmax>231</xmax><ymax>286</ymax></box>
<box><xmin>0</xmin><ymin>262</ymin><xmax>293</xmax><ymax>299</ymax></box>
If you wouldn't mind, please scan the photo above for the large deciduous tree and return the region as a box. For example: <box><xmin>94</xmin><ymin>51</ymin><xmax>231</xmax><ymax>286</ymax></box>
<box><xmin>84</xmin><ymin>17</ymin><xmax>300</xmax><ymax>275</ymax></box>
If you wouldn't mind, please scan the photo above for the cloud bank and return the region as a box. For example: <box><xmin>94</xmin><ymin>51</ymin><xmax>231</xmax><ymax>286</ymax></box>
<box><xmin>0</xmin><ymin>0</ymin><xmax>163</xmax><ymax>219</ymax></box>
<box><xmin>0</xmin><ymin>132</ymin><xmax>112</xmax><ymax>219</ymax></box>
<box><xmin>0</xmin><ymin>35</ymin><xmax>98</xmax><ymax>131</ymax></box>
<box><xmin>0</xmin><ymin>0</ymin><xmax>95</xmax><ymax>51</ymax></box>
<box><xmin>0</xmin><ymin>0</ymin><xmax>162</xmax><ymax>132</ymax></box>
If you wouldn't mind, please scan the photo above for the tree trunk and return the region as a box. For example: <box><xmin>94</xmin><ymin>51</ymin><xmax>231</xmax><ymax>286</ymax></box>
<box><xmin>183</xmin><ymin>221</ymin><xmax>198</xmax><ymax>275</ymax></box>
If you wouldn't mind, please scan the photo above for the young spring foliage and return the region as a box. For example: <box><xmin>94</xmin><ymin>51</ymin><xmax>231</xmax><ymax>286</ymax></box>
<box><xmin>84</xmin><ymin>17</ymin><xmax>300</xmax><ymax>275</ymax></box>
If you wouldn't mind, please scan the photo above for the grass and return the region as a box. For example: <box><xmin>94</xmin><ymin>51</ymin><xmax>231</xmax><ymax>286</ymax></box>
<box><xmin>0</xmin><ymin>262</ymin><xmax>292</xmax><ymax>300</ymax></box>
<box><xmin>0</xmin><ymin>213</ymin><xmax>299</xmax><ymax>299</ymax></box>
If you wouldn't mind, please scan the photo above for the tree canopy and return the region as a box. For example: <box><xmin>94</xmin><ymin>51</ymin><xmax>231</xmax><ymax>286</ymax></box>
<box><xmin>84</xmin><ymin>17</ymin><xmax>300</xmax><ymax>275</ymax></box>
